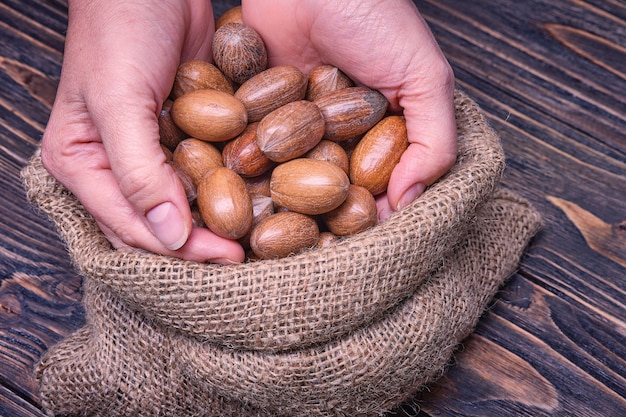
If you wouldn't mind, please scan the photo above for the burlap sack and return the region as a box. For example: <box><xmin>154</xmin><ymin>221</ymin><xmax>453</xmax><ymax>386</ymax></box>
<box><xmin>22</xmin><ymin>90</ymin><xmax>542</xmax><ymax>417</ymax></box>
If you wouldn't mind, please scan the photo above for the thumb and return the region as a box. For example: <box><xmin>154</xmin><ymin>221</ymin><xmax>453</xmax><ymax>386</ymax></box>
<box><xmin>89</xmin><ymin>85</ymin><xmax>192</xmax><ymax>251</ymax></box>
<box><xmin>386</xmin><ymin>77</ymin><xmax>458</xmax><ymax>211</ymax></box>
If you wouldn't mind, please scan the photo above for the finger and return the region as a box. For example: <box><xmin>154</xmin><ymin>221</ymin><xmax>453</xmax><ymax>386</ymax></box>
<box><xmin>85</xmin><ymin>82</ymin><xmax>193</xmax><ymax>250</ymax></box>
<box><xmin>180</xmin><ymin>1</ymin><xmax>215</xmax><ymax>62</ymax></box>
<box><xmin>74</xmin><ymin>170</ymin><xmax>244</xmax><ymax>264</ymax></box>
<box><xmin>42</xmin><ymin>127</ymin><xmax>244</xmax><ymax>263</ymax></box>
<box><xmin>101</xmin><ymin>221</ymin><xmax>246</xmax><ymax>264</ymax></box>
<box><xmin>88</xmin><ymin>165</ymin><xmax>245</xmax><ymax>263</ymax></box>
<box><xmin>85</xmin><ymin>158</ymin><xmax>245</xmax><ymax>263</ymax></box>
<box><xmin>375</xmin><ymin>192</ymin><xmax>394</xmax><ymax>222</ymax></box>
<box><xmin>88</xmin><ymin>14</ymin><xmax>202</xmax><ymax>251</ymax></box>
<box><xmin>386</xmin><ymin>65</ymin><xmax>458</xmax><ymax>211</ymax></box>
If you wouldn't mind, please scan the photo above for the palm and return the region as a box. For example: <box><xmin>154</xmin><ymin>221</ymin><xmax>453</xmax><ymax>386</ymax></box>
<box><xmin>243</xmin><ymin>0</ymin><xmax>457</xmax><ymax>217</ymax></box>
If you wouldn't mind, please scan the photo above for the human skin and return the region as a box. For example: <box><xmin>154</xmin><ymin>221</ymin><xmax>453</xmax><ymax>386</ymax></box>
<box><xmin>242</xmin><ymin>0</ymin><xmax>457</xmax><ymax>219</ymax></box>
<box><xmin>40</xmin><ymin>0</ymin><xmax>456</xmax><ymax>263</ymax></box>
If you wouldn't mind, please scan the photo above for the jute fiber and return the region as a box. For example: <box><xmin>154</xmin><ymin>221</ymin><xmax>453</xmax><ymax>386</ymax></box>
<box><xmin>22</xmin><ymin>90</ymin><xmax>542</xmax><ymax>416</ymax></box>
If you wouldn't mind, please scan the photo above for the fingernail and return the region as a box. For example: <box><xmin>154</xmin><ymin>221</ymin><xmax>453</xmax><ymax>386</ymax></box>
<box><xmin>208</xmin><ymin>257</ymin><xmax>240</xmax><ymax>265</ymax></box>
<box><xmin>378</xmin><ymin>206</ymin><xmax>393</xmax><ymax>222</ymax></box>
<box><xmin>146</xmin><ymin>202</ymin><xmax>188</xmax><ymax>250</ymax></box>
<box><xmin>397</xmin><ymin>183</ymin><xmax>426</xmax><ymax>210</ymax></box>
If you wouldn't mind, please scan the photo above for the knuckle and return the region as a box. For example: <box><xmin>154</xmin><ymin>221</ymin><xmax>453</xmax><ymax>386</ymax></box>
<box><xmin>116</xmin><ymin>166</ymin><xmax>163</xmax><ymax>210</ymax></box>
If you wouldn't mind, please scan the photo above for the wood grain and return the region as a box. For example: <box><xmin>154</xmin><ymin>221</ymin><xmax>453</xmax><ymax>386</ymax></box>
<box><xmin>548</xmin><ymin>196</ymin><xmax>626</xmax><ymax>267</ymax></box>
<box><xmin>420</xmin><ymin>0</ymin><xmax>626</xmax><ymax>151</ymax></box>
<box><xmin>0</xmin><ymin>0</ymin><xmax>624</xmax><ymax>416</ymax></box>
<box><xmin>0</xmin><ymin>384</ymin><xmax>43</xmax><ymax>417</ymax></box>
<box><xmin>0</xmin><ymin>272</ymin><xmax>84</xmax><ymax>404</ymax></box>
<box><xmin>416</xmin><ymin>274</ymin><xmax>626</xmax><ymax>416</ymax></box>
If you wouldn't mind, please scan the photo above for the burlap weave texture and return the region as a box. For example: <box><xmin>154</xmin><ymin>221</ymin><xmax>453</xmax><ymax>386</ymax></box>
<box><xmin>22</xmin><ymin>90</ymin><xmax>542</xmax><ymax>416</ymax></box>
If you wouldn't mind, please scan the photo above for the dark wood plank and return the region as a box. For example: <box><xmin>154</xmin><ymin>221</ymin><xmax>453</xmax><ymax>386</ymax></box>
<box><xmin>0</xmin><ymin>0</ymin><xmax>67</xmax><ymax>55</ymax></box>
<box><xmin>420</xmin><ymin>0</ymin><xmax>626</xmax><ymax>152</ymax></box>
<box><xmin>0</xmin><ymin>384</ymin><xmax>43</xmax><ymax>417</ymax></box>
<box><xmin>416</xmin><ymin>273</ymin><xmax>626</xmax><ymax>416</ymax></box>
<box><xmin>0</xmin><ymin>272</ymin><xmax>84</xmax><ymax>404</ymax></box>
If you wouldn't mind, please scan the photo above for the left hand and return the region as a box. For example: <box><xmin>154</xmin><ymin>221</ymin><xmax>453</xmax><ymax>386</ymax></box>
<box><xmin>242</xmin><ymin>0</ymin><xmax>457</xmax><ymax>220</ymax></box>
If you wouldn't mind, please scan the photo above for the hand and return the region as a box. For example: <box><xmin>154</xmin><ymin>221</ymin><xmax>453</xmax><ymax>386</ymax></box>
<box><xmin>41</xmin><ymin>0</ymin><xmax>245</xmax><ymax>263</ymax></box>
<box><xmin>242</xmin><ymin>0</ymin><xmax>457</xmax><ymax>220</ymax></box>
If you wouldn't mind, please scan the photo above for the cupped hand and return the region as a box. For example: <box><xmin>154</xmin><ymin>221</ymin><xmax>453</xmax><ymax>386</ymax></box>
<box><xmin>242</xmin><ymin>0</ymin><xmax>458</xmax><ymax>220</ymax></box>
<box><xmin>41</xmin><ymin>0</ymin><xmax>244</xmax><ymax>263</ymax></box>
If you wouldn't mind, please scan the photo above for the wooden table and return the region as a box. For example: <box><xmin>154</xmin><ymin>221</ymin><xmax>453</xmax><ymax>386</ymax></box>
<box><xmin>1</xmin><ymin>1</ymin><xmax>624</xmax><ymax>416</ymax></box>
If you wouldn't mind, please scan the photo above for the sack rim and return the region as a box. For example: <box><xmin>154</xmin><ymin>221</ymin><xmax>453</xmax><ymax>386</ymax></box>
<box><xmin>21</xmin><ymin>88</ymin><xmax>506</xmax><ymax>352</ymax></box>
